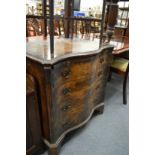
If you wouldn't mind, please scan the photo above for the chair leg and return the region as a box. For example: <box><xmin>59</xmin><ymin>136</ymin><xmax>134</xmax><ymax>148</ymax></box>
<box><xmin>123</xmin><ymin>64</ymin><xmax>129</xmax><ymax>104</ymax></box>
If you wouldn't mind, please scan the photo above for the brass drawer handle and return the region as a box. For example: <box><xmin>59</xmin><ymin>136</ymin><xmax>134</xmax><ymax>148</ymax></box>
<box><xmin>62</xmin><ymin>71</ymin><xmax>71</xmax><ymax>78</ymax></box>
<box><xmin>100</xmin><ymin>58</ymin><xmax>104</xmax><ymax>63</ymax></box>
<box><xmin>63</xmin><ymin>88</ymin><xmax>71</xmax><ymax>95</ymax></box>
<box><xmin>66</xmin><ymin>61</ymin><xmax>71</xmax><ymax>67</ymax></box>
<box><xmin>62</xmin><ymin>105</ymin><xmax>71</xmax><ymax>111</ymax></box>
<box><xmin>96</xmin><ymin>85</ymin><xmax>100</xmax><ymax>90</ymax></box>
<box><xmin>98</xmin><ymin>71</ymin><xmax>103</xmax><ymax>77</ymax></box>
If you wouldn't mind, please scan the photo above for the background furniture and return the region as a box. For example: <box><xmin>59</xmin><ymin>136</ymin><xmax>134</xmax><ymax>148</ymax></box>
<box><xmin>105</xmin><ymin>0</ymin><xmax>129</xmax><ymax>105</ymax></box>
<box><xmin>109</xmin><ymin>48</ymin><xmax>129</xmax><ymax>104</ymax></box>
<box><xmin>26</xmin><ymin>74</ymin><xmax>45</xmax><ymax>155</ymax></box>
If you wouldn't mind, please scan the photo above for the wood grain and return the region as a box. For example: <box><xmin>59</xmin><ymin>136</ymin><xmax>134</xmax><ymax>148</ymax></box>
<box><xmin>26</xmin><ymin>37</ymin><xmax>114</xmax><ymax>155</ymax></box>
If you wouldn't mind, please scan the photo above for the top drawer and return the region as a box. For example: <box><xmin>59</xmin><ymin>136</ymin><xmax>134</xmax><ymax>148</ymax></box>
<box><xmin>53</xmin><ymin>56</ymin><xmax>97</xmax><ymax>85</ymax></box>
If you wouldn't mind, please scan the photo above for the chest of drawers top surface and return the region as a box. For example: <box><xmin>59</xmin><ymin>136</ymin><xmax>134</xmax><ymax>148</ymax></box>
<box><xmin>26</xmin><ymin>36</ymin><xmax>113</xmax><ymax>64</ymax></box>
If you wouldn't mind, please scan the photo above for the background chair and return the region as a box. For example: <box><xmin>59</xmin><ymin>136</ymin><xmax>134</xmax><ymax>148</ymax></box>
<box><xmin>109</xmin><ymin>48</ymin><xmax>129</xmax><ymax>105</ymax></box>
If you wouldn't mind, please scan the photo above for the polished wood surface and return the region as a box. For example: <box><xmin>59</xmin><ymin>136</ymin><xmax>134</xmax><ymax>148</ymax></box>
<box><xmin>26</xmin><ymin>36</ymin><xmax>128</xmax><ymax>61</ymax></box>
<box><xmin>26</xmin><ymin>38</ymin><xmax>114</xmax><ymax>155</ymax></box>
<box><xmin>26</xmin><ymin>36</ymin><xmax>100</xmax><ymax>61</ymax></box>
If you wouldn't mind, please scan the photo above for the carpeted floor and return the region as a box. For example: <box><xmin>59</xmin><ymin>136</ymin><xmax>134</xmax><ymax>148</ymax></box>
<box><xmin>42</xmin><ymin>73</ymin><xmax>129</xmax><ymax>155</ymax></box>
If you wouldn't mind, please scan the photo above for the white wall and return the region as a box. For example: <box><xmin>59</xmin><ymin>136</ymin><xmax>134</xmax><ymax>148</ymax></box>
<box><xmin>118</xmin><ymin>1</ymin><xmax>129</xmax><ymax>8</ymax></box>
<box><xmin>80</xmin><ymin>0</ymin><xmax>103</xmax><ymax>11</ymax></box>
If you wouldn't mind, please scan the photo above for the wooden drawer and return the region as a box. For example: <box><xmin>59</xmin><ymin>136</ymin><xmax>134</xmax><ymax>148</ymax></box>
<box><xmin>52</xmin><ymin>50</ymin><xmax>113</xmax><ymax>140</ymax></box>
<box><xmin>53</xmin><ymin>56</ymin><xmax>97</xmax><ymax>85</ymax></box>
<box><xmin>89</xmin><ymin>74</ymin><xmax>107</xmax><ymax>106</ymax></box>
<box><xmin>52</xmin><ymin>53</ymin><xmax>111</xmax><ymax>134</ymax></box>
<box><xmin>53</xmin><ymin>94</ymin><xmax>90</xmax><ymax>136</ymax></box>
<box><xmin>54</xmin><ymin>81</ymin><xmax>90</xmax><ymax>120</ymax></box>
<box><xmin>53</xmin><ymin>65</ymin><xmax>92</xmax><ymax>111</ymax></box>
<box><xmin>52</xmin><ymin>80</ymin><xmax>90</xmax><ymax>135</ymax></box>
<box><xmin>60</xmin><ymin>99</ymin><xmax>87</xmax><ymax>130</ymax></box>
<box><xmin>53</xmin><ymin>52</ymin><xmax>111</xmax><ymax>96</ymax></box>
<box><xmin>54</xmin><ymin>77</ymin><xmax>90</xmax><ymax>97</ymax></box>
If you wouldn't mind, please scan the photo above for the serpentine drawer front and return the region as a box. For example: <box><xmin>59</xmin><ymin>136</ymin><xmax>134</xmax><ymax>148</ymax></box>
<box><xmin>26</xmin><ymin>45</ymin><xmax>113</xmax><ymax>155</ymax></box>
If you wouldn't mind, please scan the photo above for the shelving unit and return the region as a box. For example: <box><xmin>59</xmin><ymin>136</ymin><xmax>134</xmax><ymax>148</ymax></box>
<box><xmin>36</xmin><ymin>3</ymin><xmax>50</xmax><ymax>16</ymax></box>
<box><xmin>114</xmin><ymin>2</ymin><xmax>129</xmax><ymax>37</ymax></box>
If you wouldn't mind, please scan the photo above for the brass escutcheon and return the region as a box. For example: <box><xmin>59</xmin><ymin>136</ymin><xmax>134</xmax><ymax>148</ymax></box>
<box><xmin>63</xmin><ymin>88</ymin><xmax>71</xmax><ymax>95</ymax></box>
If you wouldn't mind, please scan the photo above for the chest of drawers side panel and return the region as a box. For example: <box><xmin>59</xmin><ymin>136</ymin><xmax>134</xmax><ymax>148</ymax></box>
<box><xmin>26</xmin><ymin>74</ymin><xmax>45</xmax><ymax>155</ymax></box>
<box><xmin>26</xmin><ymin>58</ymin><xmax>54</xmax><ymax>142</ymax></box>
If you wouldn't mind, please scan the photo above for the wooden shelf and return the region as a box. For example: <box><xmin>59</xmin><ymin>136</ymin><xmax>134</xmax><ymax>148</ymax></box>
<box><xmin>115</xmin><ymin>25</ymin><xmax>127</xmax><ymax>29</ymax></box>
<box><xmin>119</xmin><ymin>7</ymin><xmax>129</xmax><ymax>11</ymax></box>
<box><xmin>118</xmin><ymin>17</ymin><xmax>129</xmax><ymax>20</ymax></box>
<box><xmin>26</xmin><ymin>15</ymin><xmax>45</xmax><ymax>19</ymax></box>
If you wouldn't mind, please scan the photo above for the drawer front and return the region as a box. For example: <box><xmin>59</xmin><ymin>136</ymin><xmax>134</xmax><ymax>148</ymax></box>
<box><xmin>96</xmin><ymin>51</ymin><xmax>112</xmax><ymax>75</ymax></box>
<box><xmin>51</xmin><ymin>51</ymin><xmax>112</xmax><ymax>139</ymax></box>
<box><xmin>53</xmin><ymin>56</ymin><xmax>97</xmax><ymax>85</ymax></box>
<box><xmin>53</xmin><ymin>80</ymin><xmax>90</xmax><ymax>131</ymax></box>
<box><xmin>54</xmin><ymin>77</ymin><xmax>90</xmax><ymax>102</ymax></box>
<box><xmin>89</xmin><ymin>76</ymin><xmax>106</xmax><ymax>107</ymax></box>
<box><xmin>53</xmin><ymin>94</ymin><xmax>90</xmax><ymax>136</ymax></box>
<box><xmin>60</xmin><ymin>99</ymin><xmax>87</xmax><ymax>130</ymax></box>
<box><xmin>54</xmin><ymin>78</ymin><xmax>90</xmax><ymax>119</ymax></box>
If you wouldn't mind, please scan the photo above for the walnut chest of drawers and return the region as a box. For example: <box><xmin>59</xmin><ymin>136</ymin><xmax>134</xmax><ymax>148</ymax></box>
<box><xmin>26</xmin><ymin>42</ymin><xmax>113</xmax><ymax>155</ymax></box>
